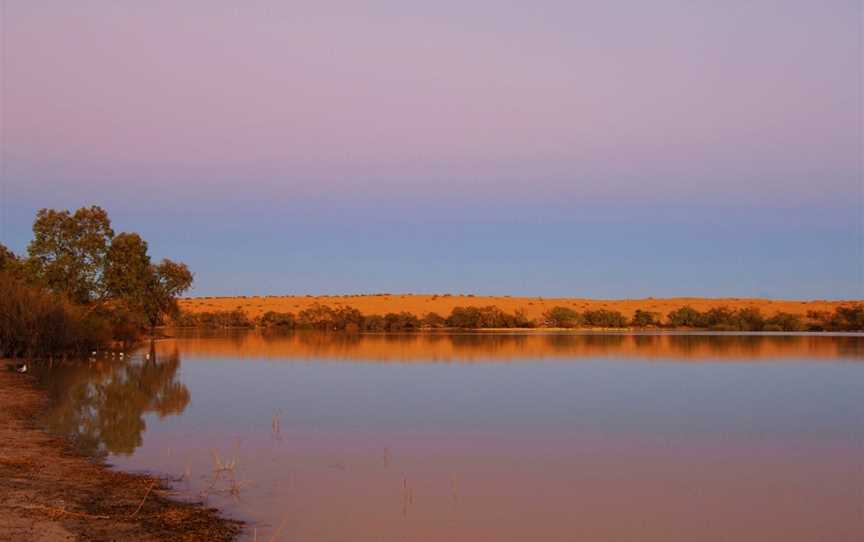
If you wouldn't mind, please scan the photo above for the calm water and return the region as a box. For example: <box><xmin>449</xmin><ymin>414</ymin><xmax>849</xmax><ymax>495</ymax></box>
<box><xmin>35</xmin><ymin>331</ymin><xmax>864</xmax><ymax>541</ymax></box>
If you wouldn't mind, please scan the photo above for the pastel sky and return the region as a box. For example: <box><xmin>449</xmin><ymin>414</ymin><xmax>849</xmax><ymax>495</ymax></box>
<box><xmin>1</xmin><ymin>1</ymin><xmax>861</xmax><ymax>298</ymax></box>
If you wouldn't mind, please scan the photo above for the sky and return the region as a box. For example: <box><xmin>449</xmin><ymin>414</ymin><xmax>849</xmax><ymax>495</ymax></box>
<box><xmin>1</xmin><ymin>0</ymin><xmax>861</xmax><ymax>299</ymax></box>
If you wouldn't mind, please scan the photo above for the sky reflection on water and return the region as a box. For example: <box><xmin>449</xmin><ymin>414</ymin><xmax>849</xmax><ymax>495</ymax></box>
<box><xmin>37</xmin><ymin>332</ymin><xmax>864</xmax><ymax>541</ymax></box>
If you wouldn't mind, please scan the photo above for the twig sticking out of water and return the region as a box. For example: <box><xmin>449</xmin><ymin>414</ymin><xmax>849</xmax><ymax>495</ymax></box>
<box><xmin>267</xmin><ymin>516</ymin><xmax>290</xmax><ymax>541</ymax></box>
<box><xmin>401</xmin><ymin>476</ymin><xmax>414</xmax><ymax>518</ymax></box>
<box><xmin>211</xmin><ymin>450</ymin><xmax>238</xmax><ymax>474</ymax></box>
<box><xmin>272</xmin><ymin>411</ymin><xmax>281</xmax><ymax>438</ymax></box>
<box><xmin>131</xmin><ymin>480</ymin><xmax>157</xmax><ymax>517</ymax></box>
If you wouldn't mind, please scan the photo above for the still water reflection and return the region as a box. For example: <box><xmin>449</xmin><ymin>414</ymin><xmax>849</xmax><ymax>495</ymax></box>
<box><xmin>37</xmin><ymin>331</ymin><xmax>864</xmax><ymax>541</ymax></box>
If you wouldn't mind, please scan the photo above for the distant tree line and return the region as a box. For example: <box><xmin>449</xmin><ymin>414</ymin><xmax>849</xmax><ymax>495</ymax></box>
<box><xmin>1</xmin><ymin>207</ymin><xmax>193</xmax><ymax>359</ymax></box>
<box><xmin>173</xmin><ymin>303</ymin><xmax>864</xmax><ymax>332</ymax></box>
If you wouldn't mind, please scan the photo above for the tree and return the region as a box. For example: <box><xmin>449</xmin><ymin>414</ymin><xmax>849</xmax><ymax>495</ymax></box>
<box><xmin>103</xmin><ymin>233</ymin><xmax>193</xmax><ymax>331</ymax></box>
<box><xmin>105</xmin><ymin>232</ymin><xmax>152</xmax><ymax>313</ymax></box>
<box><xmin>27</xmin><ymin>206</ymin><xmax>114</xmax><ymax>303</ymax></box>
<box><xmin>0</xmin><ymin>243</ymin><xmax>16</xmax><ymax>270</ymax></box>
<box><xmin>0</xmin><ymin>243</ymin><xmax>25</xmax><ymax>278</ymax></box>
<box><xmin>141</xmin><ymin>260</ymin><xmax>194</xmax><ymax>331</ymax></box>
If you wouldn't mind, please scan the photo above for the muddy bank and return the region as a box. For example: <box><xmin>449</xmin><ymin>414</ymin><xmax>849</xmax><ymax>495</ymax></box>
<box><xmin>0</xmin><ymin>362</ymin><xmax>242</xmax><ymax>541</ymax></box>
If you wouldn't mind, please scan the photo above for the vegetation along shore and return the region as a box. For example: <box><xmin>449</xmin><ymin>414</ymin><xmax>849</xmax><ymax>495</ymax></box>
<box><xmin>0</xmin><ymin>206</ymin><xmax>242</xmax><ymax>540</ymax></box>
<box><xmin>178</xmin><ymin>295</ymin><xmax>863</xmax><ymax>332</ymax></box>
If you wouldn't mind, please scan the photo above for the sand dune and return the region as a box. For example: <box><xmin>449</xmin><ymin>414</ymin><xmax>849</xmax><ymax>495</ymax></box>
<box><xmin>178</xmin><ymin>294</ymin><xmax>856</xmax><ymax>321</ymax></box>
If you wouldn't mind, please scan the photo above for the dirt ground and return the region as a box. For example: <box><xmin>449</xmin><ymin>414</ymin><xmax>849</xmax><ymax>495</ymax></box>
<box><xmin>179</xmin><ymin>294</ymin><xmax>855</xmax><ymax>321</ymax></box>
<box><xmin>0</xmin><ymin>363</ymin><xmax>242</xmax><ymax>542</ymax></box>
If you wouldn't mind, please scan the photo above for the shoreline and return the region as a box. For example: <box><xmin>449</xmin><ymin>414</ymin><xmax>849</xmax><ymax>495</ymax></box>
<box><xmin>0</xmin><ymin>361</ymin><xmax>242</xmax><ymax>541</ymax></box>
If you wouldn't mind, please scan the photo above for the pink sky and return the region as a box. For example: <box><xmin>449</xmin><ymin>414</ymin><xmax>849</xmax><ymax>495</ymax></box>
<box><xmin>1</xmin><ymin>1</ymin><xmax>861</xmax><ymax>297</ymax></box>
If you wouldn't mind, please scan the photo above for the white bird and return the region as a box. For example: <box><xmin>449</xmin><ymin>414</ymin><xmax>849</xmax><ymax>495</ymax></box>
<box><xmin>91</xmin><ymin>351</ymin><xmax>97</xmax><ymax>356</ymax></box>
<box><xmin>15</xmin><ymin>363</ymin><xmax>27</xmax><ymax>373</ymax></box>
<box><xmin>119</xmin><ymin>352</ymin><xmax>125</xmax><ymax>358</ymax></box>
<box><xmin>145</xmin><ymin>353</ymin><xmax>151</xmax><ymax>360</ymax></box>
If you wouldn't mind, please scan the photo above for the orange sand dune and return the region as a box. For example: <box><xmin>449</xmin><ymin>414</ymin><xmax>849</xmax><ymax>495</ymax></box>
<box><xmin>178</xmin><ymin>294</ymin><xmax>857</xmax><ymax>322</ymax></box>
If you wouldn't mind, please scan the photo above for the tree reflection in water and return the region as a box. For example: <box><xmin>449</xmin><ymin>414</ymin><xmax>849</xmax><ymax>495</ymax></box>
<box><xmin>35</xmin><ymin>344</ymin><xmax>190</xmax><ymax>457</ymax></box>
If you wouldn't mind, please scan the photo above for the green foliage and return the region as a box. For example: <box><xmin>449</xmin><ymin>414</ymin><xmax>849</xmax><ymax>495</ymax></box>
<box><xmin>2</xmin><ymin>206</ymin><xmax>194</xmax><ymax>357</ymax></box>
<box><xmin>807</xmin><ymin>304</ymin><xmax>864</xmax><ymax>331</ymax></box>
<box><xmin>258</xmin><ymin>311</ymin><xmax>297</xmax><ymax>328</ymax></box>
<box><xmin>0</xmin><ymin>243</ymin><xmax>19</xmax><ymax>272</ymax></box>
<box><xmin>297</xmin><ymin>303</ymin><xmax>338</xmax><ymax>329</ymax></box>
<box><xmin>176</xmin><ymin>309</ymin><xmax>252</xmax><ymax>328</ymax></box>
<box><xmin>363</xmin><ymin>314</ymin><xmax>386</xmax><ymax>332</ymax></box>
<box><xmin>142</xmin><ymin>259</ymin><xmax>194</xmax><ymax>329</ymax></box>
<box><xmin>384</xmin><ymin>312</ymin><xmax>421</xmax><ymax>331</ymax></box>
<box><xmin>421</xmin><ymin>312</ymin><xmax>446</xmax><ymax>328</ymax></box>
<box><xmin>667</xmin><ymin>306</ymin><xmax>705</xmax><ymax>328</ymax></box>
<box><xmin>582</xmin><ymin>309</ymin><xmax>628</xmax><ymax>328</ymax></box>
<box><xmin>631</xmin><ymin>309</ymin><xmax>660</xmax><ymax>327</ymax></box>
<box><xmin>832</xmin><ymin>304</ymin><xmax>864</xmax><ymax>331</ymax></box>
<box><xmin>542</xmin><ymin>306</ymin><xmax>582</xmax><ymax>328</ymax></box>
<box><xmin>27</xmin><ymin>206</ymin><xmax>115</xmax><ymax>304</ymax></box>
<box><xmin>445</xmin><ymin>306</ymin><xmax>483</xmax><ymax>328</ymax></box>
<box><xmin>445</xmin><ymin>306</ymin><xmax>532</xmax><ymax>328</ymax></box>
<box><xmin>105</xmin><ymin>233</ymin><xmax>151</xmax><ymax>323</ymax></box>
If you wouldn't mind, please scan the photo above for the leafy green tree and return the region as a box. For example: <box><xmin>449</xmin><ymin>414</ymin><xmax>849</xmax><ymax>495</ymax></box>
<box><xmin>105</xmin><ymin>232</ymin><xmax>152</xmax><ymax>314</ymax></box>
<box><xmin>27</xmin><ymin>206</ymin><xmax>114</xmax><ymax>303</ymax></box>
<box><xmin>141</xmin><ymin>259</ymin><xmax>194</xmax><ymax>331</ymax></box>
<box><xmin>104</xmin><ymin>233</ymin><xmax>193</xmax><ymax>331</ymax></box>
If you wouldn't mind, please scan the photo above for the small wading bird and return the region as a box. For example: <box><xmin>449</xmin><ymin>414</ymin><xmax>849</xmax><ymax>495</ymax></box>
<box><xmin>15</xmin><ymin>363</ymin><xmax>27</xmax><ymax>374</ymax></box>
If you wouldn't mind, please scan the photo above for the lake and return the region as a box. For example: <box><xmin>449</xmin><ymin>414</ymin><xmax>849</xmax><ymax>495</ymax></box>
<box><xmin>34</xmin><ymin>331</ymin><xmax>864</xmax><ymax>541</ymax></box>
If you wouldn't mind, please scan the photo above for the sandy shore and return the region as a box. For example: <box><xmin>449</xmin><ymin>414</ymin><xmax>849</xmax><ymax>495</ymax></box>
<box><xmin>0</xmin><ymin>362</ymin><xmax>241</xmax><ymax>542</ymax></box>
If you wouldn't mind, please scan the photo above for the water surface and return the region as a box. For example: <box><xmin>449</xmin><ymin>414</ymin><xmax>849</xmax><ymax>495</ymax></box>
<box><xmin>36</xmin><ymin>331</ymin><xmax>864</xmax><ymax>541</ymax></box>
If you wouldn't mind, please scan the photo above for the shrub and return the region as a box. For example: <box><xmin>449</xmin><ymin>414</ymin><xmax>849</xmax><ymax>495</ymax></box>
<box><xmin>582</xmin><ymin>309</ymin><xmax>628</xmax><ymax>328</ymax></box>
<box><xmin>422</xmin><ymin>312</ymin><xmax>446</xmax><ymax>328</ymax></box>
<box><xmin>542</xmin><ymin>306</ymin><xmax>582</xmax><ymax>328</ymax></box>
<box><xmin>384</xmin><ymin>312</ymin><xmax>420</xmax><ymax>331</ymax></box>
<box><xmin>258</xmin><ymin>311</ymin><xmax>297</xmax><ymax>328</ymax></box>
<box><xmin>631</xmin><ymin>309</ymin><xmax>660</xmax><ymax>327</ymax></box>
<box><xmin>667</xmin><ymin>306</ymin><xmax>706</xmax><ymax>328</ymax></box>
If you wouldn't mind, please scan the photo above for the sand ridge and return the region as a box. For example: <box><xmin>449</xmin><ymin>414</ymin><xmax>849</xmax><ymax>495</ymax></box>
<box><xmin>179</xmin><ymin>294</ymin><xmax>856</xmax><ymax>322</ymax></box>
